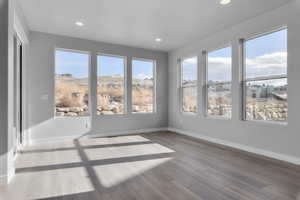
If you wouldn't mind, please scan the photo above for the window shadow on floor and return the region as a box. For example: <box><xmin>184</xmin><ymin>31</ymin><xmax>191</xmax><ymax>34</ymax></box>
<box><xmin>14</xmin><ymin>134</ymin><xmax>176</xmax><ymax>200</ymax></box>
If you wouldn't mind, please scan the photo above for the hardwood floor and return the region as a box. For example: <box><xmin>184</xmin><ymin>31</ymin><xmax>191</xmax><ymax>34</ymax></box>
<box><xmin>1</xmin><ymin>131</ymin><xmax>300</xmax><ymax>200</ymax></box>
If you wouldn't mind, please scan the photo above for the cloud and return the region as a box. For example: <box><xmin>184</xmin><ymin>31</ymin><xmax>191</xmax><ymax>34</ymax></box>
<box><xmin>183</xmin><ymin>57</ymin><xmax>197</xmax><ymax>65</ymax></box>
<box><xmin>207</xmin><ymin>51</ymin><xmax>287</xmax><ymax>81</ymax></box>
<box><xmin>136</xmin><ymin>73</ymin><xmax>152</xmax><ymax>80</ymax></box>
<box><xmin>207</xmin><ymin>57</ymin><xmax>231</xmax><ymax>82</ymax></box>
<box><xmin>182</xmin><ymin>63</ymin><xmax>197</xmax><ymax>81</ymax></box>
<box><xmin>246</xmin><ymin>52</ymin><xmax>287</xmax><ymax>78</ymax></box>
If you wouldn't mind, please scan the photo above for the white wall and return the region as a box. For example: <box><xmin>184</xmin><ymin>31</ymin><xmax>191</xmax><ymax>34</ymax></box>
<box><xmin>0</xmin><ymin>0</ymin><xmax>29</xmax><ymax>184</ymax></box>
<box><xmin>0</xmin><ymin>0</ymin><xmax>11</xmax><ymax>184</ymax></box>
<box><xmin>168</xmin><ymin>1</ymin><xmax>300</xmax><ymax>161</ymax></box>
<box><xmin>27</xmin><ymin>32</ymin><xmax>169</xmax><ymax>143</ymax></box>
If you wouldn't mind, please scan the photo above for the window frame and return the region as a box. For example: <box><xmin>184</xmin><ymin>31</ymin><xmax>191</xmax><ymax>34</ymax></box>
<box><xmin>241</xmin><ymin>27</ymin><xmax>288</xmax><ymax>124</ymax></box>
<box><xmin>131</xmin><ymin>57</ymin><xmax>157</xmax><ymax>114</ymax></box>
<box><xmin>204</xmin><ymin>44</ymin><xmax>233</xmax><ymax>120</ymax></box>
<box><xmin>54</xmin><ymin>47</ymin><xmax>91</xmax><ymax>118</ymax></box>
<box><xmin>96</xmin><ymin>53</ymin><xmax>128</xmax><ymax>115</ymax></box>
<box><xmin>179</xmin><ymin>56</ymin><xmax>198</xmax><ymax>115</ymax></box>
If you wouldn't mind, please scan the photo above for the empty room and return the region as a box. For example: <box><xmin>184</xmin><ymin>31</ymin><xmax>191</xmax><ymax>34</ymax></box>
<box><xmin>1</xmin><ymin>0</ymin><xmax>300</xmax><ymax>199</ymax></box>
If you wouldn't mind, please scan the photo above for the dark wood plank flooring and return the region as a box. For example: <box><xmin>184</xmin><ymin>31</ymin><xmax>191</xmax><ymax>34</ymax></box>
<box><xmin>1</xmin><ymin>131</ymin><xmax>300</xmax><ymax>200</ymax></box>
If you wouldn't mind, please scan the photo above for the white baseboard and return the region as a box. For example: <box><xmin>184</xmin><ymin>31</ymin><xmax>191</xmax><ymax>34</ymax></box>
<box><xmin>29</xmin><ymin>127</ymin><xmax>168</xmax><ymax>145</ymax></box>
<box><xmin>168</xmin><ymin>127</ymin><xmax>300</xmax><ymax>166</ymax></box>
<box><xmin>0</xmin><ymin>174</ymin><xmax>8</xmax><ymax>185</ymax></box>
<box><xmin>0</xmin><ymin>150</ymin><xmax>15</xmax><ymax>185</ymax></box>
<box><xmin>89</xmin><ymin>127</ymin><xmax>168</xmax><ymax>138</ymax></box>
<box><xmin>0</xmin><ymin>169</ymin><xmax>15</xmax><ymax>185</ymax></box>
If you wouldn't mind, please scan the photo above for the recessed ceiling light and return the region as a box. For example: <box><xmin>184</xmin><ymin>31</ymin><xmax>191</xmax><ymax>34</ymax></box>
<box><xmin>220</xmin><ymin>0</ymin><xmax>231</xmax><ymax>5</ymax></box>
<box><xmin>155</xmin><ymin>38</ymin><xmax>163</xmax><ymax>42</ymax></box>
<box><xmin>75</xmin><ymin>21</ymin><xmax>84</xmax><ymax>27</ymax></box>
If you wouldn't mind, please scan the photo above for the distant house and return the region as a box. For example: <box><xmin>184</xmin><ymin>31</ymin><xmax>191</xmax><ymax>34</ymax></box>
<box><xmin>56</xmin><ymin>74</ymin><xmax>73</xmax><ymax>78</ymax></box>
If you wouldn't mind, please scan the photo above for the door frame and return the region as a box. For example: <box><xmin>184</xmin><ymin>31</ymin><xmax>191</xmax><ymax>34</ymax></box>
<box><xmin>13</xmin><ymin>35</ymin><xmax>23</xmax><ymax>156</ymax></box>
<box><xmin>13</xmin><ymin>14</ymin><xmax>29</xmax><ymax>155</ymax></box>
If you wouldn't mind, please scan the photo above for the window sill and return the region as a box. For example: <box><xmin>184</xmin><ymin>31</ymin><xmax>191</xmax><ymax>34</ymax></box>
<box><xmin>54</xmin><ymin>115</ymin><xmax>90</xmax><ymax>120</ymax></box>
<box><xmin>205</xmin><ymin>115</ymin><xmax>231</xmax><ymax>121</ymax></box>
<box><xmin>97</xmin><ymin>113</ymin><xmax>127</xmax><ymax>116</ymax></box>
<box><xmin>95</xmin><ymin>112</ymin><xmax>157</xmax><ymax>117</ymax></box>
<box><xmin>181</xmin><ymin>112</ymin><xmax>198</xmax><ymax>117</ymax></box>
<box><xmin>131</xmin><ymin>112</ymin><xmax>157</xmax><ymax>115</ymax></box>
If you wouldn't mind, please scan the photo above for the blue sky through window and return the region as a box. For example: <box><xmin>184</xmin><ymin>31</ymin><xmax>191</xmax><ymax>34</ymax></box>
<box><xmin>246</xmin><ymin>29</ymin><xmax>287</xmax><ymax>59</ymax></box>
<box><xmin>208</xmin><ymin>46</ymin><xmax>232</xmax><ymax>82</ymax></box>
<box><xmin>56</xmin><ymin>50</ymin><xmax>153</xmax><ymax>79</ymax></box>
<box><xmin>182</xmin><ymin>57</ymin><xmax>197</xmax><ymax>82</ymax></box>
<box><xmin>182</xmin><ymin>28</ymin><xmax>287</xmax><ymax>81</ymax></box>
<box><xmin>55</xmin><ymin>50</ymin><xmax>89</xmax><ymax>78</ymax></box>
<box><xmin>55</xmin><ymin>29</ymin><xmax>286</xmax><ymax>81</ymax></box>
<box><xmin>246</xmin><ymin>29</ymin><xmax>287</xmax><ymax>78</ymax></box>
<box><xmin>98</xmin><ymin>55</ymin><xmax>124</xmax><ymax>76</ymax></box>
<box><xmin>132</xmin><ymin>59</ymin><xmax>154</xmax><ymax>80</ymax></box>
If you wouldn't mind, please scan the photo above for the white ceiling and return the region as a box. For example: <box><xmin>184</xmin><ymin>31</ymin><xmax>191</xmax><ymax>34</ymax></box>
<box><xmin>18</xmin><ymin>0</ymin><xmax>293</xmax><ymax>51</ymax></box>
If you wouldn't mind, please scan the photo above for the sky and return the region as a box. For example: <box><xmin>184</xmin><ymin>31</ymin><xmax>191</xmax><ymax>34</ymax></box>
<box><xmin>55</xmin><ymin>51</ymin><xmax>154</xmax><ymax>79</ymax></box>
<box><xmin>56</xmin><ymin>29</ymin><xmax>287</xmax><ymax>82</ymax></box>
<box><xmin>132</xmin><ymin>60</ymin><xmax>154</xmax><ymax>80</ymax></box>
<box><xmin>207</xmin><ymin>46</ymin><xmax>231</xmax><ymax>82</ymax></box>
<box><xmin>182</xmin><ymin>28</ymin><xmax>287</xmax><ymax>82</ymax></box>
<box><xmin>55</xmin><ymin>50</ymin><xmax>89</xmax><ymax>78</ymax></box>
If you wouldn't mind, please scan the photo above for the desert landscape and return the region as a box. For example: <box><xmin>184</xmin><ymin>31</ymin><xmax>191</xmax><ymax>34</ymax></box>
<box><xmin>207</xmin><ymin>82</ymin><xmax>232</xmax><ymax>118</ymax></box>
<box><xmin>56</xmin><ymin>74</ymin><xmax>287</xmax><ymax>122</ymax></box>
<box><xmin>245</xmin><ymin>80</ymin><xmax>288</xmax><ymax>122</ymax></box>
<box><xmin>55</xmin><ymin>74</ymin><xmax>89</xmax><ymax>116</ymax></box>
<box><xmin>55</xmin><ymin>74</ymin><xmax>154</xmax><ymax>116</ymax></box>
<box><xmin>182</xmin><ymin>80</ymin><xmax>287</xmax><ymax>122</ymax></box>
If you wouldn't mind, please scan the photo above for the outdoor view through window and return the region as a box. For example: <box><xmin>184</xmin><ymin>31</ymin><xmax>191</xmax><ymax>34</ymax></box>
<box><xmin>245</xmin><ymin>29</ymin><xmax>287</xmax><ymax>122</ymax></box>
<box><xmin>55</xmin><ymin>50</ymin><xmax>89</xmax><ymax>117</ymax></box>
<box><xmin>97</xmin><ymin>55</ymin><xmax>125</xmax><ymax>115</ymax></box>
<box><xmin>181</xmin><ymin>57</ymin><xmax>197</xmax><ymax>113</ymax></box>
<box><xmin>207</xmin><ymin>47</ymin><xmax>232</xmax><ymax>118</ymax></box>
<box><xmin>132</xmin><ymin>59</ymin><xmax>155</xmax><ymax>113</ymax></box>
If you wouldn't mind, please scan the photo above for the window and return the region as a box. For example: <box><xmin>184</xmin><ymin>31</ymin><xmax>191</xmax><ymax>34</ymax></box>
<box><xmin>181</xmin><ymin>57</ymin><xmax>198</xmax><ymax>113</ymax></box>
<box><xmin>132</xmin><ymin>59</ymin><xmax>155</xmax><ymax>113</ymax></box>
<box><xmin>97</xmin><ymin>55</ymin><xmax>126</xmax><ymax>115</ymax></box>
<box><xmin>207</xmin><ymin>46</ymin><xmax>232</xmax><ymax>118</ymax></box>
<box><xmin>55</xmin><ymin>49</ymin><xmax>90</xmax><ymax>117</ymax></box>
<box><xmin>244</xmin><ymin>28</ymin><xmax>287</xmax><ymax>122</ymax></box>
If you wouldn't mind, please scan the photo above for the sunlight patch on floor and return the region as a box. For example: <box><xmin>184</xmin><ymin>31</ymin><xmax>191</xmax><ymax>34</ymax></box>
<box><xmin>84</xmin><ymin>143</ymin><xmax>175</xmax><ymax>161</ymax></box>
<box><xmin>0</xmin><ymin>167</ymin><xmax>94</xmax><ymax>200</ymax></box>
<box><xmin>94</xmin><ymin>157</ymin><xmax>173</xmax><ymax>188</ymax></box>
<box><xmin>80</xmin><ymin>135</ymin><xmax>151</xmax><ymax>146</ymax></box>
<box><xmin>16</xmin><ymin>149</ymin><xmax>82</xmax><ymax>169</ymax></box>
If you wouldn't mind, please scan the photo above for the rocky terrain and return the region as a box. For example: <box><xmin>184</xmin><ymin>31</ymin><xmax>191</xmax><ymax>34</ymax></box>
<box><xmin>183</xmin><ymin>81</ymin><xmax>287</xmax><ymax>122</ymax></box>
<box><xmin>55</xmin><ymin>74</ymin><xmax>154</xmax><ymax>116</ymax></box>
<box><xmin>246</xmin><ymin>102</ymin><xmax>287</xmax><ymax>122</ymax></box>
<box><xmin>56</xmin><ymin>75</ymin><xmax>287</xmax><ymax>121</ymax></box>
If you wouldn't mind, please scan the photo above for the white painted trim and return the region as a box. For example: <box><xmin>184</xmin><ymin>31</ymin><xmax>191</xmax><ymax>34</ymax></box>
<box><xmin>0</xmin><ymin>171</ymin><xmax>15</xmax><ymax>185</ymax></box>
<box><xmin>7</xmin><ymin>166</ymin><xmax>15</xmax><ymax>184</ymax></box>
<box><xmin>89</xmin><ymin>127</ymin><xmax>168</xmax><ymax>138</ymax></box>
<box><xmin>0</xmin><ymin>174</ymin><xmax>9</xmax><ymax>185</ymax></box>
<box><xmin>0</xmin><ymin>170</ymin><xmax>13</xmax><ymax>185</ymax></box>
<box><xmin>14</xmin><ymin>12</ymin><xmax>29</xmax><ymax>44</ymax></box>
<box><xmin>0</xmin><ymin>150</ymin><xmax>15</xmax><ymax>185</ymax></box>
<box><xmin>0</xmin><ymin>175</ymin><xmax>7</xmax><ymax>185</ymax></box>
<box><xmin>29</xmin><ymin>127</ymin><xmax>168</xmax><ymax>145</ymax></box>
<box><xmin>168</xmin><ymin>127</ymin><xmax>300</xmax><ymax>166</ymax></box>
